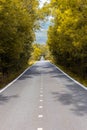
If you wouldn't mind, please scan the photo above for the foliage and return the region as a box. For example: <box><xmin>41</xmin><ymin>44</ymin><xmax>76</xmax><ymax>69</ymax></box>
<box><xmin>30</xmin><ymin>43</ymin><xmax>50</xmax><ymax>61</ymax></box>
<box><xmin>31</xmin><ymin>44</ymin><xmax>42</xmax><ymax>61</ymax></box>
<box><xmin>0</xmin><ymin>0</ymin><xmax>39</xmax><ymax>75</ymax></box>
<box><xmin>47</xmin><ymin>0</ymin><xmax>87</xmax><ymax>79</ymax></box>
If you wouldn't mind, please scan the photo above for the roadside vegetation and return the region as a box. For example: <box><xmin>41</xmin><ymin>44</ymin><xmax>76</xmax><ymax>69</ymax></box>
<box><xmin>46</xmin><ymin>0</ymin><xmax>87</xmax><ymax>87</ymax></box>
<box><xmin>0</xmin><ymin>0</ymin><xmax>87</xmax><ymax>88</ymax></box>
<box><xmin>30</xmin><ymin>43</ymin><xmax>50</xmax><ymax>62</ymax></box>
<box><xmin>54</xmin><ymin>62</ymin><xmax>87</xmax><ymax>87</ymax></box>
<box><xmin>0</xmin><ymin>0</ymin><xmax>40</xmax><ymax>88</ymax></box>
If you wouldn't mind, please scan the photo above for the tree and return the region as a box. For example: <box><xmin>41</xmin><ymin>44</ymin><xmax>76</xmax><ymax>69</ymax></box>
<box><xmin>0</xmin><ymin>0</ymin><xmax>39</xmax><ymax>75</ymax></box>
<box><xmin>47</xmin><ymin>0</ymin><xmax>87</xmax><ymax>78</ymax></box>
<box><xmin>30</xmin><ymin>44</ymin><xmax>50</xmax><ymax>61</ymax></box>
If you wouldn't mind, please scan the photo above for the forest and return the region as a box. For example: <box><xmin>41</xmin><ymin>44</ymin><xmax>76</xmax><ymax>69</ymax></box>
<box><xmin>47</xmin><ymin>0</ymin><xmax>87</xmax><ymax>82</ymax></box>
<box><xmin>0</xmin><ymin>0</ymin><xmax>40</xmax><ymax>87</ymax></box>
<box><xmin>0</xmin><ymin>0</ymin><xmax>87</xmax><ymax>87</ymax></box>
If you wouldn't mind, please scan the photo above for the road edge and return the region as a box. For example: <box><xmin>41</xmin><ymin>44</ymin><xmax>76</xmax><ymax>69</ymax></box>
<box><xmin>0</xmin><ymin>63</ymin><xmax>36</xmax><ymax>93</ymax></box>
<box><xmin>49</xmin><ymin>61</ymin><xmax>87</xmax><ymax>90</ymax></box>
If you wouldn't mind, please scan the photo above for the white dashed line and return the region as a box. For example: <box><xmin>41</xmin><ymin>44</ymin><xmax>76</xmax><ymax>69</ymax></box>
<box><xmin>37</xmin><ymin>128</ymin><xmax>43</xmax><ymax>130</ymax></box>
<box><xmin>38</xmin><ymin>115</ymin><xmax>43</xmax><ymax>118</ymax></box>
<box><xmin>40</xmin><ymin>100</ymin><xmax>43</xmax><ymax>102</ymax></box>
<box><xmin>40</xmin><ymin>95</ymin><xmax>43</xmax><ymax>97</ymax></box>
<box><xmin>38</xmin><ymin>74</ymin><xmax>44</xmax><ymax>130</ymax></box>
<box><xmin>39</xmin><ymin>106</ymin><xmax>43</xmax><ymax>109</ymax></box>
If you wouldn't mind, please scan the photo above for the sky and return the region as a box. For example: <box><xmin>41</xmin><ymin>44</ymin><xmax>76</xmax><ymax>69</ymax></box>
<box><xmin>39</xmin><ymin>0</ymin><xmax>50</xmax><ymax>8</ymax></box>
<box><xmin>35</xmin><ymin>21</ymin><xmax>50</xmax><ymax>44</ymax></box>
<box><xmin>35</xmin><ymin>0</ymin><xmax>50</xmax><ymax>44</ymax></box>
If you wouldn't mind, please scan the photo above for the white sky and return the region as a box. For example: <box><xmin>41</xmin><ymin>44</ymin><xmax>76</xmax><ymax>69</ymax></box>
<box><xmin>39</xmin><ymin>0</ymin><xmax>50</xmax><ymax>8</ymax></box>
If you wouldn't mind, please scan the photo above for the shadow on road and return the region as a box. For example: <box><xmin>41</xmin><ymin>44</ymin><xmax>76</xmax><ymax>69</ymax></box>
<box><xmin>18</xmin><ymin>62</ymin><xmax>59</xmax><ymax>80</ymax></box>
<box><xmin>52</xmin><ymin>81</ymin><xmax>87</xmax><ymax>116</ymax></box>
<box><xmin>15</xmin><ymin>61</ymin><xmax>87</xmax><ymax>117</ymax></box>
<box><xmin>18</xmin><ymin>65</ymin><xmax>41</xmax><ymax>80</ymax></box>
<box><xmin>0</xmin><ymin>94</ymin><xmax>18</xmax><ymax>105</ymax></box>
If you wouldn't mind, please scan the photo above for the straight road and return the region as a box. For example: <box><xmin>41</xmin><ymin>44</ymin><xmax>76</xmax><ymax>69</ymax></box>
<box><xmin>0</xmin><ymin>61</ymin><xmax>87</xmax><ymax>130</ymax></box>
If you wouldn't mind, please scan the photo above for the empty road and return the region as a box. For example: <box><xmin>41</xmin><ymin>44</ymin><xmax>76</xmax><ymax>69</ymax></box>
<box><xmin>0</xmin><ymin>61</ymin><xmax>87</xmax><ymax>130</ymax></box>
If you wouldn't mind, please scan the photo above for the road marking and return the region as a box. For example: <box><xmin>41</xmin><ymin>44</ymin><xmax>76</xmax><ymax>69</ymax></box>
<box><xmin>0</xmin><ymin>62</ymin><xmax>37</xmax><ymax>93</ymax></box>
<box><xmin>40</xmin><ymin>100</ymin><xmax>43</xmax><ymax>102</ymax></box>
<box><xmin>49</xmin><ymin>62</ymin><xmax>87</xmax><ymax>90</ymax></box>
<box><xmin>37</xmin><ymin>128</ymin><xmax>43</xmax><ymax>130</ymax></box>
<box><xmin>40</xmin><ymin>95</ymin><xmax>43</xmax><ymax>97</ymax></box>
<box><xmin>38</xmin><ymin>115</ymin><xmax>43</xmax><ymax>118</ymax></box>
<box><xmin>39</xmin><ymin>106</ymin><xmax>43</xmax><ymax>108</ymax></box>
<box><xmin>40</xmin><ymin>88</ymin><xmax>43</xmax><ymax>90</ymax></box>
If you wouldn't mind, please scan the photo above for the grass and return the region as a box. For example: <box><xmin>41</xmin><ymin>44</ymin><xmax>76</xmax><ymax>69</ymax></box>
<box><xmin>0</xmin><ymin>59</ymin><xmax>86</xmax><ymax>89</ymax></box>
<box><xmin>0</xmin><ymin>61</ymin><xmax>36</xmax><ymax>89</ymax></box>
<box><xmin>55</xmin><ymin>63</ymin><xmax>87</xmax><ymax>87</ymax></box>
<box><xmin>0</xmin><ymin>64</ymin><xmax>32</xmax><ymax>89</ymax></box>
<box><xmin>0</xmin><ymin>68</ymin><xmax>26</xmax><ymax>89</ymax></box>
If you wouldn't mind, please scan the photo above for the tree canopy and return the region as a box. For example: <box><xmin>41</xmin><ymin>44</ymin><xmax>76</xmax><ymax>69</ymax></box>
<box><xmin>47</xmin><ymin>0</ymin><xmax>87</xmax><ymax>78</ymax></box>
<box><xmin>30</xmin><ymin>43</ymin><xmax>50</xmax><ymax>61</ymax></box>
<box><xmin>0</xmin><ymin>0</ymin><xmax>39</xmax><ymax>75</ymax></box>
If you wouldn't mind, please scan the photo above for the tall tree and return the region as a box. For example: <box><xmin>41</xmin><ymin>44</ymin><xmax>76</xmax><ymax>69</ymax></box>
<box><xmin>47</xmin><ymin>0</ymin><xmax>87</xmax><ymax>78</ymax></box>
<box><xmin>0</xmin><ymin>0</ymin><xmax>39</xmax><ymax>75</ymax></box>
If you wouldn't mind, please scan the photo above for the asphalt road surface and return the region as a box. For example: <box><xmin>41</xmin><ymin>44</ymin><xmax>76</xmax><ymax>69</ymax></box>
<box><xmin>0</xmin><ymin>60</ymin><xmax>87</xmax><ymax>130</ymax></box>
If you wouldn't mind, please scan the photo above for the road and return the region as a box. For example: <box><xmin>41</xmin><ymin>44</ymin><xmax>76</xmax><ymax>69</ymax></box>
<box><xmin>0</xmin><ymin>60</ymin><xmax>87</xmax><ymax>130</ymax></box>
